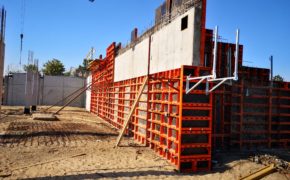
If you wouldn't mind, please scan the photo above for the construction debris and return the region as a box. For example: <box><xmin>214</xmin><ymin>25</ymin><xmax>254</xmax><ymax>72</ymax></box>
<box><xmin>241</xmin><ymin>154</ymin><xmax>290</xmax><ymax>180</ymax></box>
<box><xmin>250</xmin><ymin>154</ymin><xmax>290</xmax><ymax>174</ymax></box>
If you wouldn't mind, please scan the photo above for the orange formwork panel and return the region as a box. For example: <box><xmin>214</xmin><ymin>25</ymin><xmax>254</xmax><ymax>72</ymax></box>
<box><xmin>210</xmin><ymin>64</ymin><xmax>290</xmax><ymax>151</ymax></box>
<box><xmin>147</xmin><ymin>68</ymin><xmax>182</xmax><ymax>167</ymax></box>
<box><xmin>90</xmin><ymin>49</ymin><xmax>213</xmax><ymax>172</ymax></box>
<box><xmin>178</xmin><ymin>66</ymin><xmax>212</xmax><ymax>172</ymax></box>
<box><xmin>90</xmin><ymin>36</ymin><xmax>290</xmax><ymax>172</ymax></box>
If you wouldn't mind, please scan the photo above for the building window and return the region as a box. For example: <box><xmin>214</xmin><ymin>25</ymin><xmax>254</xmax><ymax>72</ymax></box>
<box><xmin>181</xmin><ymin>16</ymin><xmax>188</xmax><ymax>31</ymax></box>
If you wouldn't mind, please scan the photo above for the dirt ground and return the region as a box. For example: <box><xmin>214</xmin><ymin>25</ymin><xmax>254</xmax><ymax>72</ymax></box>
<box><xmin>0</xmin><ymin>106</ymin><xmax>289</xmax><ymax>179</ymax></box>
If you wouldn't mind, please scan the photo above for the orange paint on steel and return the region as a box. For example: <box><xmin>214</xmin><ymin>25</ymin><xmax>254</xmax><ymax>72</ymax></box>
<box><xmin>200</xmin><ymin>0</ymin><xmax>207</xmax><ymax>66</ymax></box>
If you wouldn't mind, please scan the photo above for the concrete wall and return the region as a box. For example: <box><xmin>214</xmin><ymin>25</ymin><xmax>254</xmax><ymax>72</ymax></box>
<box><xmin>86</xmin><ymin>75</ymin><xmax>92</xmax><ymax>111</ymax></box>
<box><xmin>114</xmin><ymin>8</ymin><xmax>200</xmax><ymax>82</ymax></box>
<box><xmin>24</xmin><ymin>72</ymin><xmax>39</xmax><ymax>107</ymax></box>
<box><xmin>114</xmin><ymin>38</ymin><xmax>149</xmax><ymax>82</ymax></box>
<box><xmin>150</xmin><ymin>8</ymin><xmax>197</xmax><ymax>74</ymax></box>
<box><xmin>4</xmin><ymin>73</ymin><xmax>86</xmax><ymax>107</ymax></box>
<box><xmin>4</xmin><ymin>73</ymin><xmax>26</xmax><ymax>106</ymax></box>
<box><xmin>41</xmin><ymin>76</ymin><xmax>85</xmax><ymax>107</ymax></box>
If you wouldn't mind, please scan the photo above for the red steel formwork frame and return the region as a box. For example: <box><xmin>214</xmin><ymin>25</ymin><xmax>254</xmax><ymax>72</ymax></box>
<box><xmin>90</xmin><ymin>43</ymin><xmax>213</xmax><ymax>172</ymax></box>
<box><xmin>90</xmin><ymin>28</ymin><xmax>290</xmax><ymax>172</ymax></box>
<box><xmin>179</xmin><ymin>65</ymin><xmax>212</xmax><ymax>172</ymax></box>
<box><xmin>89</xmin><ymin>0</ymin><xmax>290</xmax><ymax>170</ymax></box>
<box><xmin>203</xmin><ymin>27</ymin><xmax>290</xmax><ymax>151</ymax></box>
<box><xmin>199</xmin><ymin>0</ymin><xmax>207</xmax><ymax>67</ymax></box>
<box><xmin>212</xmin><ymin>71</ymin><xmax>290</xmax><ymax>151</ymax></box>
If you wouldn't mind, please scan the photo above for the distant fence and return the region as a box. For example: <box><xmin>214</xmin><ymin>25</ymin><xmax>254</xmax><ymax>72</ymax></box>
<box><xmin>3</xmin><ymin>73</ymin><xmax>86</xmax><ymax>107</ymax></box>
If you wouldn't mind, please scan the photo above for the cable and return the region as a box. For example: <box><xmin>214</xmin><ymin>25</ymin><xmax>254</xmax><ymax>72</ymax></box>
<box><xmin>19</xmin><ymin>0</ymin><xmax>26</xmax><ymax>65</ymax></box>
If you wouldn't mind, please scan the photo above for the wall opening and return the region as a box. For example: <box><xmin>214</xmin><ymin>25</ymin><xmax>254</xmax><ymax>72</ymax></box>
<box><xmin>181</xmin><ymin>15</ymin><xmax>188</xmax><ymax>31</ymax></box>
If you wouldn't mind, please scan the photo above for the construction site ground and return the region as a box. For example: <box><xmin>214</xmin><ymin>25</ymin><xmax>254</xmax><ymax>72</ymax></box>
<box><xmin>0</xmin><ymin>106</ymin><xmax>289</xmax><ymax>180</ymax></box>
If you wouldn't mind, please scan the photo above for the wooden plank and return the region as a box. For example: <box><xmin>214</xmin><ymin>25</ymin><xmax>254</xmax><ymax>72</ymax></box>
<box><xmin>240</xmin><ymin>164</ymin><xmax>276</xmax><ymax>180</ymax></box>
<box><xmin>115</xmin><ymin>76</ymin><xmax>148</xmax><ymax>147</ymax></box>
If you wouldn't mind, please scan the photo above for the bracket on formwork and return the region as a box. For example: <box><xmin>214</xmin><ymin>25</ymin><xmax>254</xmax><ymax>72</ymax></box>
<box><xmin>186</xmin><ymin>26</ymin><xmax>219</xmax><ymax>94</ymax></box>
<box><xmin>206</xmin><ymin>29</ymin><xmax>240</xmax><ymax>93</ymax></box>
<box><xmin>186</xmin><ymin>26</ymin><xmax>240</xmax><ymax>94</ymax></box>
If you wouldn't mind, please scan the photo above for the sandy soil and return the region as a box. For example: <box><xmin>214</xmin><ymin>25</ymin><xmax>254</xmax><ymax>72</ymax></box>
<box><xmin>0</xmin><ymin>106</ymin><xmax>289</xmax><ymax>179</ymax></box>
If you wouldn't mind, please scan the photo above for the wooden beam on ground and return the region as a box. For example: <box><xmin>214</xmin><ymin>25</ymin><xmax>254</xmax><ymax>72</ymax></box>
<box><xmin>240</xmin><ymin>164</ymin><xmax>276</xmax><ymax>180</ymax></box>
<box><xmin>115</xmin><ymin>76</ymin><xmax>148</xmax><ymax>147</ymax></box>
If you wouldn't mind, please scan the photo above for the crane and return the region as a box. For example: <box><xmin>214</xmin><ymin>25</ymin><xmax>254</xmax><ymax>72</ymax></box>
<box><xmin>85</xmin><ymin>47</ymin><xmax>96</xmax><ymax>61</ymax></box>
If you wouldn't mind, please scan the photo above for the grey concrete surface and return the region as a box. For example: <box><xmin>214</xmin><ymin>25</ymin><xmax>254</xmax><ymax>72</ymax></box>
<box><xmin>3</xmin><ymin>73</ymin><xmax>86</xmax><ymax>107</ymax></box>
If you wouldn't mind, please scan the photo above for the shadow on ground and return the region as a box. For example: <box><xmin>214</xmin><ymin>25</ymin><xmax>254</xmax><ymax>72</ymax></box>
<box><xmin>23</xmin><ymin>169</ymin><xmax>209</xmax><ymax>179</ymax></box>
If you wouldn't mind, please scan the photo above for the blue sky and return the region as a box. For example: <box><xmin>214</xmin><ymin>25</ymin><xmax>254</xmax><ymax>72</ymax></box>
<box><xmin>1</xmin><ymin>0</ymin><xmax>290</xmax><ymax>80</ymax></box>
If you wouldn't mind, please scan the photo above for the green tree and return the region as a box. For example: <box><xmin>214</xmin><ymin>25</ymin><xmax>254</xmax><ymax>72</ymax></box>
<box><xmin>42</xmin><ymin>59</ymin><xmax>65</xmax><ymax>76</ymax></box>
<box><xmin>75</xmin><ymin>59</ymin><xmax>92</xmax><ymax>77</ymax></box>
<box><xmin>63</xmin><ymin>71</ymin><xmax>71</xmax><ymax>76</ymax></box>
<box><xmin>273</xmin><ymin>75</ymin><xmax>284</xmax><ymax>82</ymax></box>
<box><xmin>23</xmin><ymin>64</ymin><xmax>38</xmax><ymax>73</ymax></box>
<box><xmin>83</xmin><ymin>59</ymin><xmax>92</xmax><ymax>69</ymax></box>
